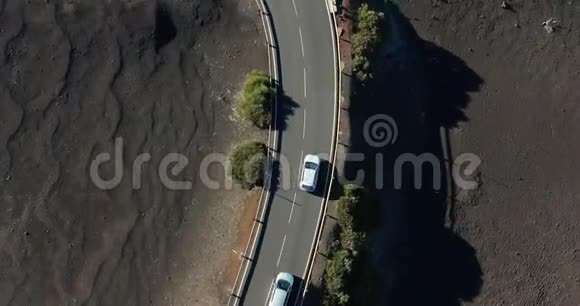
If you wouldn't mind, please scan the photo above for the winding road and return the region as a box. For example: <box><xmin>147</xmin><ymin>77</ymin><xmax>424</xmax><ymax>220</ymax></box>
<box><xmin>242</xmin><ymin>0</ymin><xmax>337</xmax><ymax>304</ymax></box>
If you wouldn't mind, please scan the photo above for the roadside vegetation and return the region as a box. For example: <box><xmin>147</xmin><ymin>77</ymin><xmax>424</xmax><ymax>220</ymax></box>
<box><xmin>229</xmin><ymin>141</ymin><xmax>267</xmax><ymax>189</ymax></box>
<box><xmin>352</xmin><ymin>3</ymin><xmax>384</xmax><ymax>82</ymax></box>
<box><xmin>323</xmin><ymin>185</ymin><xmax>378</xmax><ymax>306</ymax></box>
<box><xmin>238</xmin><ymin>70</ymin><xmax>274</xmax><ymax>128</ymax></box>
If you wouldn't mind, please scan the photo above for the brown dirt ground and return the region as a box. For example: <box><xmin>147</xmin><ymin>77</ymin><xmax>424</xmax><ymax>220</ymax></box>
<box><xmin>0</xmin><ymin>0</ymin><xmax>266</xmax><ymax>305</ymax></box>
<box><xmin>221</xmin><ymin>188</ymin><xmax>261</xmax><ymax>298</ymax></box>
<box><xmin>333</xmin><ymin>1</ymin><xmax>580</xmax><ymax>305</ymax></box>
<box><xmin>397</xmin><ymin>1</ymin><xmax>580</xmax><ymax>305</ymax></box>
<box><xmin>312</xmin><ymin>1</ymin><xmax>579</xmax><ymax>305</ymax></box>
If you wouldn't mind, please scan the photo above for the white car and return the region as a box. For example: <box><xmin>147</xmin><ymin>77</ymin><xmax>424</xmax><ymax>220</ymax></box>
<box><xmin>268</xmin><ymin>272</ymin><xmax>294</xmax><ymax>306</ymax></box>
<box><xmin>299</xmin><ymin>154</ymin><xmax>321</xmax><ymax>192</ymax></box>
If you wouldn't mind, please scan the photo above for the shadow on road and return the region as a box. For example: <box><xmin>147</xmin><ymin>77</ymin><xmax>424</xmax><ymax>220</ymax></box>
<box><xmin>261</xmin><ymin>0</ymin><xmax>300</xmax><ymax>137</ymax></box>
<box><xmin>307</xmin><ymin>159</ymin><xmax>340</xmax><ymax>199</ymax></box>
<box><xmin>274</xmin><ymin>91</ymin><xmax>300</xmax><ymax>134</ymax></box>
<box><xmin>301</xmin><ymin>283</ymin><xmax>322</xmax><ymax>306</ymax></box>
<box><xmin>340</xmin><ymin>2</ymin><xmax>484</xmax><ymax>305</ymax></box>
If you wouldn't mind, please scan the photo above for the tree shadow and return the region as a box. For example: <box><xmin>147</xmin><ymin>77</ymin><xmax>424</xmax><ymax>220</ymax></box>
<box><xmin>308</xmin><ymin>159</ymin><xmax>341</xmax><ymax>199</ymax></box>
<box><xmin>154</xmin><ymin>4</ymin><xmax>177</xmax><ymax>52</ymax></box>
<box><xmin>327</xmin><ymin>170</ymin><xmax>344</xmax><ymax>201</ymax></box>
<box><xmin>302</xmin><ymin>283</ymin><xmax>323</xmax><ymax>306</ymax></box>
<box><xmin>274</xmin><ymin>90</ymin><xmax>300</xmax><ymax>133</ymax></box>
<box><xmin>260</xmin><ymin>0</ymin><xmax>298</xmax><ymax>135</ymax></box>
<box><xmin>265</xmin><ymin>0</ymin><xmax>298</xmax><ymax>136</ymax></box>
<box><xmin>342</xmin><ymin>2</ymin><xmax>484</xmax><ymax>305</ymax></box>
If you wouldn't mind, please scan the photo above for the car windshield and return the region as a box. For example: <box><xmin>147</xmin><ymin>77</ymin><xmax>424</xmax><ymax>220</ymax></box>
<box><xmin>276</xmin><ymin>279</ymin><xmax>291</xmax><ymax>291</ymax></box>
<box><xmin>304</xmin><ymin>161</ymin><xmax>318</xmax><ymax>170</ymax></box>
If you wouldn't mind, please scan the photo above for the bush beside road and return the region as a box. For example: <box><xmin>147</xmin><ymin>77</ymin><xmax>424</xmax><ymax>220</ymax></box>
<box><xmin>229</xmin><ymin>141</ymin><xmax>267</xmax><ymax>189</ymax></box>
<box><xmin>322</xmin><ymin>185</ymin><xmax>378</xmax><ymax>306</ymax></box>
<box><xmin>238</xmin><ymin>70</ymin><xmax>274</xmax><ymax>128</ymax></box>
<box><xmin>352</xmin><ymin>4</ymin><xmax>384</xmax><ymax>82</ymax></box>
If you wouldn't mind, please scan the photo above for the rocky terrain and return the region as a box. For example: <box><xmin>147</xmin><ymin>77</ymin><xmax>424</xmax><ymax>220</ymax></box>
<box><xmin>397</xmin><ymin>0</ymin><xmax>580</xmax><ymax>304</ymax></box>
<box><xmin>0</xmin><ymin>0</ymin><xmax>266</xmax><ymax>305</ymax></box>
<box><xmin>297</xmin><ymin>1</ymin><xmax>579</xmax><ymax>305</ymax></box>
<box><xmin>344</xmin><ymin>1</ymin><xmax>580</xmax><ymax>305</ymax></box>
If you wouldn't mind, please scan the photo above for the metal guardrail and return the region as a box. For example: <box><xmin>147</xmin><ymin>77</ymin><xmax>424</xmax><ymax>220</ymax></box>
<box><xmin>227</xmin><ymin>0</ymin><xmax>279</xmax><ymax>305</ymax></box>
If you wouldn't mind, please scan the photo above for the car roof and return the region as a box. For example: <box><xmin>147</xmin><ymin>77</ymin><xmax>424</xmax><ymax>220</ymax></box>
<box><xmin>302</xmin><ymin>166</ymin><xmax>317</xmax><ymax>186</ymax></box>
<box><xmin>302</xmin><ymin>155</ymin><xmax>320</xmax><ymax>186</ymax></box>
<box><xmin>304</xmin><ymin>154</ymin><xmax>320</xmax><ymax>164</ymax></box>
<box><xmin>276</xmin><ymin>272</ymin><xmax>294</xmax><ymax>284</ymax></box>
<box><xmin>270</xmin><ymin>273</ymin><xmax>293</xmax><ymax>306</ymax></box>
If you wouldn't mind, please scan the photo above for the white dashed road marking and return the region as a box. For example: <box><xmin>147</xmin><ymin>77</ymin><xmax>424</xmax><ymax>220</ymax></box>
<box><xmin>276</xmin><ymin>235</ymin><xmax>287</xmax><ymax>267</ymax></box>
<box><xmin>299</xmin><ymin>27</ymin><xmax>305</xmax><ymax>58</ymax></box>
<box><xmin>288</xmin><ymin>192</ymin><xmax>297</xmax><ymax>223</ymax></box>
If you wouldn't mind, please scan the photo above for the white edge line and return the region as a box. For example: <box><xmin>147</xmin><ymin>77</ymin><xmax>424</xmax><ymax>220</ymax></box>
<box><xmin>265</xmin><ymin>281</ymin><xmax>274</xmax><ymax>306</ymax></box>
<box><xmin>302</xmin><ymin>109</ymin><xmax>307</xmax><ymax>139</ymax></box>
<box><xmin>276</xmin><ymin>235</ymin><xmax>287</xmax><ymax>267</ymax></box>
<box><xmin>303</xmin><ymin>67</ymin><xmax>307</xmax><ymax>98</ymax></box>
<box><xmin>292</xmin><ymin>0</ymin><xmax>298</xmax><ymax>16</ymax></box>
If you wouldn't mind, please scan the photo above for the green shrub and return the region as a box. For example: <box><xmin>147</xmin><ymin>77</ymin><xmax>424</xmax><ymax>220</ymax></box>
<box><xmin>336</xmin><ymin>185</ymin><xmax>366</xmax><ymax>252</ymax></box>
<box><xmin>352</xmin><ymin>4</ymin><xmax>383</xmax><ymax>82</ymax></box>
<box><xmin>337</xmin><ymin>184</ymin><xmax>363</xmax><ymax>231</ymax></box>
<box><xmin>238</xmin><ymin>70</ymin><xmax>274</xmax><ymax>128</ymax></box>
<box><xmin>324</xmin><ymin>249</ymin><xmax>354</xmax><ymax>305</ymax></box>
<box><xmin>337</xmin><ymin>191</ymin><xmax>356</xmax><ymax>231</ymax></box>
<box><xmin>337</xmin><ymin>184</ymin><xmax>378</xmax><ymax>233</ymax></box>
<box><xmin>340</xmin><ymin>226</ymin><xmax>364</xmax><ymax>253</ymax></box>
<box><xmin>229</xmin><ymin>141</ymin><xmax>267</xmax><ymax>188</ymax></box>
<box><xmin>323</xmin><ymin>184</ymin><xmax>378</xmax><ymax>305</ymax></box>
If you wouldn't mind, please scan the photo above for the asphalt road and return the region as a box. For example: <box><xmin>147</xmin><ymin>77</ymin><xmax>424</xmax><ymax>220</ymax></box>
<box><xmin>243</xmin><ymin>0</ymin><xmax>336</xmax><ymax>304</ymax></box>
